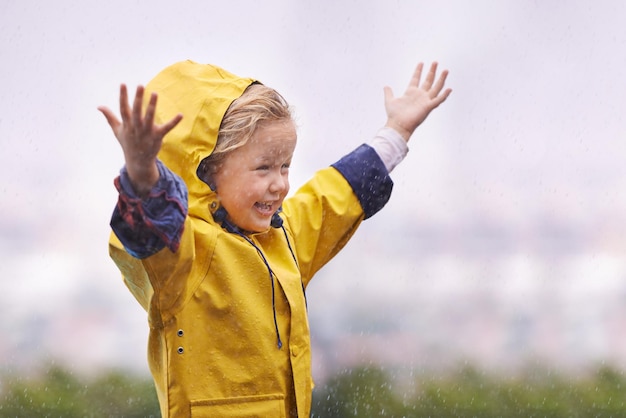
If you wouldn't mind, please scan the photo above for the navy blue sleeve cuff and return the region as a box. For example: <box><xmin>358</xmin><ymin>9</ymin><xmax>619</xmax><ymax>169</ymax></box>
<box><xmin>110</xmin><ymin>160</ymin><xmax>188</xmax><ymax>259</ymax></box>
<box><xmin>331</xmin><ymin>144</ymin><xmax>394</xmax><ymax>219</ymax></box>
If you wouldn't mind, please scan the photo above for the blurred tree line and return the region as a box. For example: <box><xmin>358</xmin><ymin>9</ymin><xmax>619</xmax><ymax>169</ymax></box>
<box><xmin>312</xmin><ymin>365</ymin><xmax>626</xmax><ymax>417</ymax></box>
<box><xmin>1</xmin><ymin>364</ymin><xmax>624</xmax><ymax>417</ymax></box>
<box><xmin>0</xmin><ymin>366</ymin><xmax>159</xmax><ymax>417</ymax></box>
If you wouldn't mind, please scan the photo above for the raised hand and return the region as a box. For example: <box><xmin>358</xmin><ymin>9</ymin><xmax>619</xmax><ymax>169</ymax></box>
<box><xmin>383</xmin><ymin>62</ymin><xmax>451</xmax><ymax>142</ymax></box>
<box><xmin>98</xmin><ymin>84</ymin><xmax>183</xmax><ymax>196</ymax></box>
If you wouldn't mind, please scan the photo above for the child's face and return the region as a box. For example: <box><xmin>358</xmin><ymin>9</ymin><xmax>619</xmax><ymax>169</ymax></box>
<box><xmin>213</xmin><ymin>120</ymin><xmax>297</xmax><ymax>233</ymax></box>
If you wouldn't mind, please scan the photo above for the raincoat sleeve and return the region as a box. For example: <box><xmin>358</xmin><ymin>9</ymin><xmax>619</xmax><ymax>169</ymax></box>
<box><xmin>282</xmin><ymin>143</ymin><xmax>393</xmax><ymax>284</ymax></box>
<box><xmin>110</xmin><ymin>160</ymin><xmax>188</xmax><ymax>259</ymax></box>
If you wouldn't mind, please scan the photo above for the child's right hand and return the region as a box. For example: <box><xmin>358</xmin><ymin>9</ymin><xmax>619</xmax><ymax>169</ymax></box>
<box><xmin>98</xmin><ymin>84</ymin><xmax>183</xmax><ymax>197</ymax></box>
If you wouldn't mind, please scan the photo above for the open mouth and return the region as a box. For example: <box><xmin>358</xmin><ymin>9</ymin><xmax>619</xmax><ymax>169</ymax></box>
<box><xmin>254</xmin><ymin>201</ymin><xmax>275</xmax><ymax>216</ymax></box>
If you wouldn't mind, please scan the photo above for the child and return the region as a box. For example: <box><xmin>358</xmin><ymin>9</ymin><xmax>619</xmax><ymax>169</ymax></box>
<box><xmin>99</xmin><ymin>60</ymin><xmax>450</xmax><ymax>417</ymax></box>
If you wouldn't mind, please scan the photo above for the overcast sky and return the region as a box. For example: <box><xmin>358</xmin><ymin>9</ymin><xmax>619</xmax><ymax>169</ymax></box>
<box><xmin>2</xmin><ymin>0</ymin><xmax>626</xmax><ymax>375</ymax></box>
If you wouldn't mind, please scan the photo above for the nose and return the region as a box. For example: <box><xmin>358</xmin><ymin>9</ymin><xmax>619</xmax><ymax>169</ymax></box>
<box><xmin>269</xmin><ymin>171</ymin><xmax>288</xmax><ymax>194</ymax></box>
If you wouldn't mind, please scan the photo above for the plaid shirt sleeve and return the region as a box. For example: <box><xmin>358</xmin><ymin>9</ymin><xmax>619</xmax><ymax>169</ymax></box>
<box><xmin>110</xmin><ymin>160</ymin><xmax>188</xmax><ymax>259</ymax></box>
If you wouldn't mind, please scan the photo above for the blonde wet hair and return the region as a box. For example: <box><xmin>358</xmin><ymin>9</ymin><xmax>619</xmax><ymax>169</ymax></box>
<box><xmin>199</xmin><ymin>83</ymin><xmax>293</xmax><ymax>185</ymax></box>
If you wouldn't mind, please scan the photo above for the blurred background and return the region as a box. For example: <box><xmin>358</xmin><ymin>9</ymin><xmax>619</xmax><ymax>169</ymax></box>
<box><xmin>2</xmin><ymin>0</ymin><xmax>626</xmax><ymax>415</ymax></box>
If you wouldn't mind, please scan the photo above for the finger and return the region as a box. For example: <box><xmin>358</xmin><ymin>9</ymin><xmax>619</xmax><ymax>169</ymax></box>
<box><xmin>97</xmin><ymin>106</ymin><xmax>122</xmax><ymax>133</ymax></box>
<box><xmin>383</xmin><ymin>86</ymin><xmax>394</xmax><ymax>104</ymax></box>
<box><xmin>132</xmin><ymin>85</ymin><xmax>145</xmax><ymax>128</ymax></box>
<box><xmin>144</xmin><ymin>92</ymin><xmax>158</xmax><ymax>128</ymax></box>
<box><xmin>422</xmin><ymin>62</ymin><xmax>438</xmax><ymax>90</ymax></box>
<box><xmin>119</xmin><ymin>84</ymin><xmax>131</xmax><ymax>124</ymax></box>
<box><xmin>408</xmin><ymin>63</ymin><xmax>424</xmax><ymax>89</ymax></box>
<box><xmin>430</xmin><ymin>69</ymin><xmax>449</xmax><ymax>97</ymax></box>
<box><xmin>157</xmin><ymin>113</ymin><xmax>183</xmax><ymax>137</ymax></box>
<box><xmin>432</xmin><ymin>88</ymin><xmax>453</xmax><ymax>107</ymax></box>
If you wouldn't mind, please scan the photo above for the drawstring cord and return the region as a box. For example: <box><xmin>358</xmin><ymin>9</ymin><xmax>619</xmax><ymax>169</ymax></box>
<box><xmin>234</xmin><ymin>230</ymin><xmax>284</xmax><ymax>349</ymax></box>
<box><xmin>214</xmin><ymin>207</ymin><xmax>301</xmax><ymax>350</ymax></box>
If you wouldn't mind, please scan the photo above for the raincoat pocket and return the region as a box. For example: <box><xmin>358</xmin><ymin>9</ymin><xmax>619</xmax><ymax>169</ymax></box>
<box><xmin>190</xmin><ymin>393</ymin><xmax>286</xmax><ymax>417</ymax></box>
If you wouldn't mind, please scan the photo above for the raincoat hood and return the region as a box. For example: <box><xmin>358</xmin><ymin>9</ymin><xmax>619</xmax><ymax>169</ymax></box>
<box><xmin>146</xmin><ymin>60</ymin><xmax>256</xmax><ymax>220</ymax></box>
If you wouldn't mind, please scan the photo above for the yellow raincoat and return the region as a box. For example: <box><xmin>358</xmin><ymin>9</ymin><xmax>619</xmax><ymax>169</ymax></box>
<box><xmin>109</xmin><ymin>61</ymin><xmax>390</xmax><ymax>417</ymax></box>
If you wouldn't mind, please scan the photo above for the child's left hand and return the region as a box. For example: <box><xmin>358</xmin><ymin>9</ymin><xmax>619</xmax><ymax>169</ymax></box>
<box><xmin>384</xmin><ymin>62</ymin><xmax>452</xmax><ymax>142</ymax></box>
